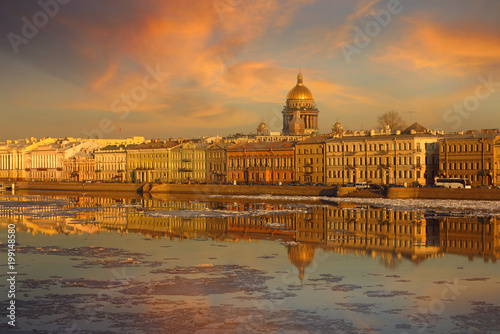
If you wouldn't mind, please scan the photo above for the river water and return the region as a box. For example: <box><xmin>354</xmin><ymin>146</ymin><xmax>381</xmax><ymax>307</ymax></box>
<box><xmin>0</xmin><ymin>191</ymin><xmax>499</xmax><ymax>333</ymax></box>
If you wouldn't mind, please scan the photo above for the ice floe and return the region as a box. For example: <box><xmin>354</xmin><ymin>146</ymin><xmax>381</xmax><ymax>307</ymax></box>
<box><xmin>210</xmin><ymin>194</ymin><xmax>500</xmax><ymax>217</ymax></box>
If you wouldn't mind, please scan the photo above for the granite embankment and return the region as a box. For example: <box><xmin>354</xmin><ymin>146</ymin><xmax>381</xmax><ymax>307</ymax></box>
<box><xmin>149</xmin><ymin>183</ymin><xmax>337</xmax><ymax>197</ymax></box>
<box><xmin>11</xmin><ymin>182</ymin><xmax>500</xmax><ymax>200</ymax></box>
<box><xmin>387</xmin><ymin>187</ymin><xmax>500</xmax><ymax>200</ymax></box>
<box><xmin>14</xmin><ymin>181</ymin><xmax>150</xmax><ymax>193</ymax></box>
<box><xmin>13</xmin><ymin>182</ymin><xmax>337</xmax><ymax>196</ymax></box>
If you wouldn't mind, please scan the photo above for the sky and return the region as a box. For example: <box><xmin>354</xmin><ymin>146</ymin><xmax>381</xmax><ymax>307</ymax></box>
<box><xmin>0</xmin><ymin>0</ymin><xmax>499</xmax><ymax>141</ymax></box>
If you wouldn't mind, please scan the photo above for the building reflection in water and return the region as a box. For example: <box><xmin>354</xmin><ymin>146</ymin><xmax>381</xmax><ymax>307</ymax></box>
<box><xmin>1</xmin><ymin>194</ymin><xmax>498</xmax><ymax>279</ymax></box>
<box><xmin>287</xmin><ymin>244</ymin><xmax>316</xmax><ymax>282</ymax></box>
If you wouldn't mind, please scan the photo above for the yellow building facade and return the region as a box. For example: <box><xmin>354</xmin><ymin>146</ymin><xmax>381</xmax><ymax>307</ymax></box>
<box><xmin>295</xmin><ymin>136</ymin><xmax>329</xmax><ymax>184</ymax></box>
<box><xmin>325</xmin><ymin>126</ymin><xmax>441</xmax><ymax>186</ymax></box>
<box><xmin>126</xmin><ymin>141</ymin><xmax>179</xmax><ymax>183</ymax></box>
<box><xmin>94</xmin><ymin>146</ymin><xmax>127</xmax><ymax>182</ymax></box>
<box><xmin>170</xmin><ymin>142</ymin><xmax>209</xmax><ymax>183</ymax></box>
<box><xmin>438</xmin><ymin>131</ymin><xmax>500</xmax><ymax>187</ymax></box>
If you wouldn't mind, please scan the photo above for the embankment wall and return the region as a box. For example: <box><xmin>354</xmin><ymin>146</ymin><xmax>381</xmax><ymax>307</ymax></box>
<box><xmin>387</xmin><ymin>187</ymin><xmax>500</xmax><ymax>200</ymax></box>
<box><xmin>15</xmin><ymin>181</ymin><xmax>147</xmax><ymax>193</ymax></box>
<box><xmin>149</xmin><ymin>184</ymin><xmax>336</xmax><ymax>197</ymax></box>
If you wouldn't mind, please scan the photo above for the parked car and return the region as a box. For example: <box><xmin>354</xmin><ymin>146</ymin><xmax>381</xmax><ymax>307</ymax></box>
<box><xmin>355</xmin><ymin>182</ymin><xmax>368</xmax><ymax>189</ymax></box>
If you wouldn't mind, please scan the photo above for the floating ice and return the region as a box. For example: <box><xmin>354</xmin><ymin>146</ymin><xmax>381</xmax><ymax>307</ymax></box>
<box><xmin>209</xmin><ymin>194</ymin><xmax>500</xmax><ymax>217</ymax></box>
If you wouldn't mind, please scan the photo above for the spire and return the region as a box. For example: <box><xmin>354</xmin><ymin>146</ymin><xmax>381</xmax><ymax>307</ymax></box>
<box><xmin>297</xmin><ymin>72</ymin><xmax>303</xmax><ymax>86</ymax></box>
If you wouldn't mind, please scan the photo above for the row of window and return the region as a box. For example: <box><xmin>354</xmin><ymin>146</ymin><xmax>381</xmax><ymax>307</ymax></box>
<box><xmin>325</xmin><ymin>237</ymin><xmax>418</xmax><ymax>248</ymax></box>
<box><xmin>440</xmin><ymin>222</ymin><xmax>492</xmax><ymax>232</ymax></box>
<box><xmin>128</xmin><ymin>152</ymin><xmax>206</xmax><ymax>160</ymax></box>
<box><xmin>326</xmin><ymin>141</ymin><xmax>421</xmax><ymax>153</ymax></box>
<box><xmin>440</xmin><ymin>162</ymin><xmax>491</xmax><ymax>170</ymax></box>
<box><xmin>229</xmin><ymin>172</ymin><xmax>292</xmax><ymax>181</ymax></box>
<box><xmin>229</xmin><ymin>157</ymin><xmax>293</xmax><ymax>168</ymax></box>
<box><xmin>298</xmin><ymin>147</ymin><xmax>323</xmax><ymax>154</ymax></box>
<box><xmin>326</xmin><ymin>210</ymin><xmax>419</xmax><ymax>220</ymax></box>
<box><xmin>207</xmin><ymin>152</ymin><xmax>224</xmax><ymax>159</ymax></box>
<box><xmin>95</xmin><ymin>164</ymin><xmax>126</xmax><ymax>171</ymax></box>
<box><xmin>442</xmin><ymin>240</ymin><xmax>492</xmax><ymax>250</ymax></box>
<box><xmin>441</xmin><ymin>143</ymin><xmax>491</xmax><ymax>153</ymax></box>
<box><xmin>208</xmin><ymin>163</ymin><xmax>226</xmax><ymax>171</ymax></box>
<box><xmin>303</xmin><ymin>156</ymin><xmax>435</xmax><ymax>166</ymax></box>
<box><xmin>327</xmin><ymin>169</ymin><xmax>418</xmax><ymax>179</ymax></box>
<box><xmin>95</xmin><ymin>156</ymin><xmax>125</xmax><ymax>163</ymax></box>
<box><xmin>169</xmin><ymin>172</ymin><xmax>208</xmax><ymax>180</ymax></box>
<box><xmin>445</xmin><ymin>174</ymin><xmax>486</xmax><ymax>182</ymax></box>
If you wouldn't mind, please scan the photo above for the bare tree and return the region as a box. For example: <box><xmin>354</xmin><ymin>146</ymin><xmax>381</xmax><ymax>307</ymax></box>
<box><xmin>376</xmin><ymin>111</ymin><xmax>407</xmax><ymax>131</ymax></box>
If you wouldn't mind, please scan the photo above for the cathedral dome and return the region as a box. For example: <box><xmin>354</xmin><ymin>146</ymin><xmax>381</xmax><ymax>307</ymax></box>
<box><xmin>286</xmin><ymin>73</ymin><xmax>314</xmax><ymax>101</ymax></box>
<box><xmin>256</xmin><ymin>119</ymin><xmax>269</xmax><ymax>135</ymax></box>
<box><xmin>332</xmin><ymin>119</ymin><xmax>344</xmax><ymax>135</ymax></box>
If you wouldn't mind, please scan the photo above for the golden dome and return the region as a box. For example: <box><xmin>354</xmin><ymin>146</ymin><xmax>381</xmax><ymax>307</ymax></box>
<box><xmin>256</xmin><ymin>119</ymin><xmax>269</xmax><ymax>135</ymax></box>
<box><xmin>332</xmin><ymin>119</ymin><xmax>344</xmax><ymax>134</ymax></box>
<box><xmin>287</xmin><ymin>73</ymin><xmax>314</xmax><ymax>101</ymax></box>
<box><xmin>257</xmin><ymin>120</ymin><xmax>268</xmax><ymax>130</ymax></box>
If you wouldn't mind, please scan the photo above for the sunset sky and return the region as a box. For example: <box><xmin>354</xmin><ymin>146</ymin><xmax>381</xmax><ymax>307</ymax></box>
<box><xmin>1</xmin><ymin>0</ymin><xmax>499</xmax><ymax>141</ymax></box>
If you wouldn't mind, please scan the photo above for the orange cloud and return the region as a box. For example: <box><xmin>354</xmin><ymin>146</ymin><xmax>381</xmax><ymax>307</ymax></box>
<box><xmin>53</xmin><ymin>1</ymin><xmax>311</xmax><ymax>114</ymax></box>
<box><xmin>91</xmin><ymin>63</ymin><xmax>118</xmax><ymax>90</ymax></box>
<box><xmin>374</xmin><ymin>18</ymin><xmax>500</xmax><ymax>76</ymax></box>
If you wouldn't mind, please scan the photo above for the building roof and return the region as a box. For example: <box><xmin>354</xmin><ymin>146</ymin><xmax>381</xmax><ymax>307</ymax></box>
<box><xmin>402</xmin><ymin>122</ymin><xmax>428</xmax><ymax>134</ymax></box>
<box><xmin>325</xmin><ymin>132</ymin><xmax>442</xmax><ymax>143</ymax></box>
<box><xmin>442</xmin><ymin>131</ymin><xmax>500</xmax><ymax>141</ymax></box>
<box><xmin>127</xmin><ymin>141</ymin><xmax>179</xmax><ymax>150</ymax></box>
<box><xmin>208</xmin><ymin>142</ymin><xmax>235</xmax><ymax>150</ymax></box>
<box><xmin>99</xmin><ymin>145</ymin><xmax>127</xmax><ymax>151</ymax></box>
<box><xmin>296</xmin><ymin>135</ymin><xmax>332</xmax><ymax>145</ymax></box>
<box><xmin>228</xmin><ymin>141</ymin><xmax>297</xmax><ymax>152</ymax></box>
<box><xmin>71</xmin><ymin>151</ymin><xmax>93</xmax><ymax>159</ymax></box>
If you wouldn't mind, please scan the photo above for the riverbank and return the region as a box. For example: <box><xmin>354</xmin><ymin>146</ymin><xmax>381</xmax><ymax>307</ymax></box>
<box><xmin>14</xmin><ymin>181</ymin><xmax>149</xmax><ymax>193</ymax></box>
<box><xmin>10</xmin><ymin>181</ymin><xmax>500</xmax><ymax>200</ymax></box>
